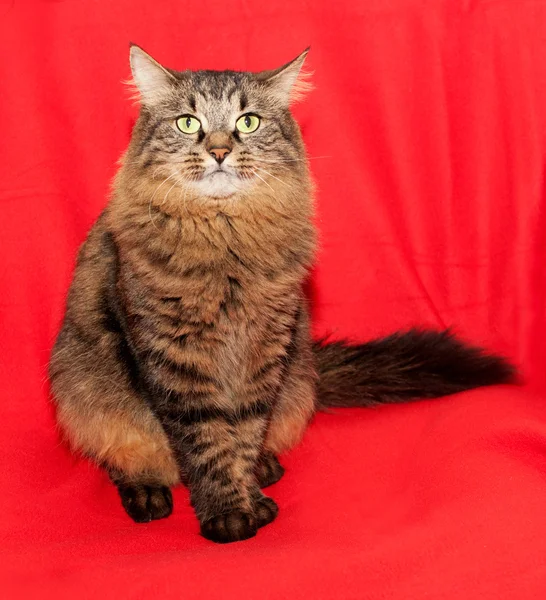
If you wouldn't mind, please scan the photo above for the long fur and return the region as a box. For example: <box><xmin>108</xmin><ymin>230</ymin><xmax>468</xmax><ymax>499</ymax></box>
<box><xmin>49</xmin><ymin>46</ymin><xmax>515</xmax><ymax>545</ymax></box>
<box><xmin>315</xmin><ymin>329</ymin><xmax>515</xmax><ymax>408</ymax></box>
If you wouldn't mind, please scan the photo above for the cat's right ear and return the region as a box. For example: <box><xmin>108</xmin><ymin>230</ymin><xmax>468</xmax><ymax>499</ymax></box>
<box><xmin>128</xmin><ymin>44</ymin><xmax>177</xmax><ymax>105</ymax></box>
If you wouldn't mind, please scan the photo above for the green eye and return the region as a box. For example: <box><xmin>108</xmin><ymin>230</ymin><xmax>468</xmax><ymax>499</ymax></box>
<box><xmin>176</xmin><ymin>115</ymin><xmax>201</xmax><ymax>134</ymax></box>
<box><xmin>236</xmin><ymin>114</ymin><xmax>260</xmax><ymax>134</ymax></box>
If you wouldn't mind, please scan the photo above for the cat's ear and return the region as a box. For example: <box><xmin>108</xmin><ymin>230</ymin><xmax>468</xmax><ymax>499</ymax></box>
<box><xmin>128</xmin><ymin>44</ymin><xmax>177</xmax><ymax>105</ymax></box>
<box><xmin>257</xmin><ymin>48</ymin><xmax>312</xmax><ymax>105</ymax></box>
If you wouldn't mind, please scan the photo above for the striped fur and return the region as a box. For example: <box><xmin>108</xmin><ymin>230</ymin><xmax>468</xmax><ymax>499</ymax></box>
<box><xmin>49</xmin><ymin>47</ymin><xmax>513</xmax><ymax>544</ymax></box>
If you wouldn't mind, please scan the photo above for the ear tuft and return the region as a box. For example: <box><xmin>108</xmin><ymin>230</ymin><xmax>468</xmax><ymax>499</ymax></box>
<box><xmin>258</xmin><ymin>48</ymin><xmax>313</xmax><ymax>105</ymax></box>
<box><xmin>289</xmin><ymin>66</ymin><xmax>314</xmax><ymax>103</ymax></box>
<box><xmin>127</xmin><ymin>44</ymin><xmax>176</xmax><ymax>105</ymax></box>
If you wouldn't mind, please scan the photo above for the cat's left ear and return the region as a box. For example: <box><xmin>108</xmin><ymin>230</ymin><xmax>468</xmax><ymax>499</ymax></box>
<box><xmin>128</xmin><ymin>44</ymin><xmax>177</xmax><ymax>105</ymax></box>
<box><xmin>257</xmin><ymin>48</ymin><xmax>312</xmax><ymax>105</ymax></box>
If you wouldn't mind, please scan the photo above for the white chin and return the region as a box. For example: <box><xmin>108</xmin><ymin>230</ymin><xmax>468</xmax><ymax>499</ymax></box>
<box><xmin>192</xmin><ymin>172</ymin><xmax>244</xmax><ymax>198</ymax></box>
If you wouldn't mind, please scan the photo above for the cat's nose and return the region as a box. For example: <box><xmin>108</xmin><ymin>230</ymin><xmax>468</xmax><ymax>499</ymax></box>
<box><xmin>209</xmin><ymin>148</ymin><xmax>231</xmax><ymax>164</ymax></box>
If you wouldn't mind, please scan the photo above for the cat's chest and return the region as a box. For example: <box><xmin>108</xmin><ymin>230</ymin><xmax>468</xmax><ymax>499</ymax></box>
<box><xmin>164</xmin><ymin>268</ymin><xmax>297</xmax><ymax>325</ymax></box>
<box><xmin>119</xmin><ymin>213</ymin><xmax>305</xmax><ymax>344</ymax></box>
<box><xmin>149</xmin><ymin>269</ymin><xmax>298</xmax><ymax>377</ymax></box>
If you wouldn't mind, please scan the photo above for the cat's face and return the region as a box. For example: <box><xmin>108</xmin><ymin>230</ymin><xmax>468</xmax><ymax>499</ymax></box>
<box><xmin>127</xmin><ymin>46</ymin><xmax>310</xmax><ymax>200</ymax></box>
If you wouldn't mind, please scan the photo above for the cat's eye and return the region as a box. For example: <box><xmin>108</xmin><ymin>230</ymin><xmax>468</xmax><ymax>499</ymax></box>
<box><xmin>236</xmin><ymin>114</ymin><xmax>260</xmax><ymax>134</ymax></box>
<box><xmin>176</xmin><ymin>115</ymin><xmax>201</xmax><ymax>134</ymax></box>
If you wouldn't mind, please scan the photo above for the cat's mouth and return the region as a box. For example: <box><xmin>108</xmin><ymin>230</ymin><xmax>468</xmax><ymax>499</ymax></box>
<box><xmin>189</xmin><ymin>165</ymin><xmax>251</xmax><ymax>199</ymax></box>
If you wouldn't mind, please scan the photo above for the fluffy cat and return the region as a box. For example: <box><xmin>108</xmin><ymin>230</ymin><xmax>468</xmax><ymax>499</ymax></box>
<box><xmin>48</xmin><ymin>45</ymin><xmax>514</xmax><ymax>544</ymax></box>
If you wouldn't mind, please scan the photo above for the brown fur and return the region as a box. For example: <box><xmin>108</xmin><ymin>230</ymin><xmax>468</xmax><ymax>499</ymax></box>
<box><xmin>49</xmin><ymin>46</ymin><xmax>514</xmax><ymax>543</ymax></box>
<box><xmin>50</xmin><ymin>47</ymin><xmax>316</xmax><ymax>542</ymax></box>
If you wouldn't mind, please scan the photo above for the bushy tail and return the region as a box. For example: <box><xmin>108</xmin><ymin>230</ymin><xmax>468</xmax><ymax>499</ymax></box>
<box><xmin>314</xmin><ymin>329</ymin><xmax>515</xmax><ymax>408</ymax></box>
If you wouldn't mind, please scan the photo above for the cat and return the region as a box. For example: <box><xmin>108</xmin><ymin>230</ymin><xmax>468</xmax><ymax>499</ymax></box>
<box><xmin>48</xmin><ymin>45</ymin><xmax>514</xmax><ymax>544</ymax></box>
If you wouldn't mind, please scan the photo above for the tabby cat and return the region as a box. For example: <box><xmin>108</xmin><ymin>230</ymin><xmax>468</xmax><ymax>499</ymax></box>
<box><xmin>49</xmin><ymin>45</ymin><xmax>513</xmax><ymax>544</ymax></box>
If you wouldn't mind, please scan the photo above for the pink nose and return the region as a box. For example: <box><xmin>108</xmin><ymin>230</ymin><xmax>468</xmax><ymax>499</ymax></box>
<box><xmin>209</xmin><ymin>147</ymin><xmax>231</xmax><ymax>163</ymax></box>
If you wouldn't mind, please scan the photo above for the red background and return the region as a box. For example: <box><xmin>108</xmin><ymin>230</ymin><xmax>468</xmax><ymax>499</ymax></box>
<box><xmin>2</xmin><ymin>0</ymin><xmax>546</xmax><ymax>597</ymax></box>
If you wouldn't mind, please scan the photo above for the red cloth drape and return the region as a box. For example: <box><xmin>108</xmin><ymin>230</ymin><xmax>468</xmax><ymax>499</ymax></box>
<box><xmin>2</xmin><ymin>1</ymin><xmax>546</xmax><ymax>597</ymax></box>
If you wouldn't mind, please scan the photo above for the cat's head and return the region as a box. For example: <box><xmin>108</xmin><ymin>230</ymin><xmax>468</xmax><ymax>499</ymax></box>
<box><xmin>125</xmin><ymin>45</ymin><xmax>311</xmax><ymax>202</ymax></box>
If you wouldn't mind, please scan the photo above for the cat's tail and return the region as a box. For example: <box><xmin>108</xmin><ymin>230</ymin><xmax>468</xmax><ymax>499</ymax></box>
<box><xmin>314</xmin><ymin>329</ymin><xmax>516</xmax><ymax>408</ymax></box>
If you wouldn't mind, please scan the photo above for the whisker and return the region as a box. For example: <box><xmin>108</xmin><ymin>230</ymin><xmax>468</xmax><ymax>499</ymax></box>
<box><xmin>182</xmin><ymin>176</ymin><xmax>191</xmax><ymax>212</ymax></box>
<box><xmin>253</xmin><ymin>165</ymin><xmax>288</xmax><ymax>186</ymax></box>
<box><xmin>162</xmin><ymin>177</ymin><xmax>183</xmax><ymax>206</ymax></box>
<box><xmin>148</xmin><ymin>202</ymin><xmax>160</xmax><ymax>230</ymax></box>
<box><xmin>150</xmin><ymin>171</ymin><xmax>179</xmax><ymax>204</ymax></box>
<box><xmin>148</xmin><ymin>171</ymin><xmax>179</xmax><ymax>229</ymax></box>
<box><xmin>152</xmin><ymin>164</ymin><xmax>168</xmax><ymax>178</ymax></box>
<box><xmin>250</xmin><ymin>169</ymin><xmax>288</xmax><ymax>211</ymax></box>
<box><xmin>250</xmin><ymin>155</ymin><xmax>331</xmax><ymax>164</ymax></box>
<box><xmin>247</xmin><ymin>159</ymin><xmax>291</xmax><ymax>172</ymax></box>
<box><xmin>182</xmin><ymin>172</ymin><xmax>200</xmax><ymax>212</ymax></box>
<box><xmin>251</xmin><ymin>170</ymin><xmax>275</xmax><ymax>193</ymax></box>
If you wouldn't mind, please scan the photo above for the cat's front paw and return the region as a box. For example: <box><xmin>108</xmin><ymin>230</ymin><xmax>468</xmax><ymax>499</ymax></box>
<box><xmin>118</xmin><ymin>484</ymin><xmax>173</xmax><ymax>523</ymax></box>
<box><xmin>201</xmin><ymin>510</ymin><xmax>258</xmax><ymax>543</ymax></box>
<box><xmin>256</xmin><ymin>452</ymin><xmax>285</xmax><ymax>488</ymax></box>
<box><xmin>255</xmin><ymin>495</ymin><xmax>278</xmax><ymax>528</ymax></box>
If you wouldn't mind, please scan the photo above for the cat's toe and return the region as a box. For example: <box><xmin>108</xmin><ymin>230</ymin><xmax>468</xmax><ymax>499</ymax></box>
<box><xmin>201</xmin><ymin>510</ymin><xmax>258</xmax><ymax>544</ymax></box>
<box><xmin>255</xmin><ymin>495</ymin><xmax>278</xmax><ymax>528</ymax></box>
<box><xmin>256</xmin><ymin>452</ymin><xmax>285</xmax><ymax>488</ymax></box>
<box><xmin>118</xmin><ymin>484</ymin><xmax>173</xmax><ymax>523</ymax></box>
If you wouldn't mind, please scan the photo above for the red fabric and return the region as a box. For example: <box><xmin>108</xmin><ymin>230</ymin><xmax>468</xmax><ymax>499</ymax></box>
<box><xmin>2</xmin><ymin>0</ymin><xmax>546</xmax><ymax>597</ymax></box>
